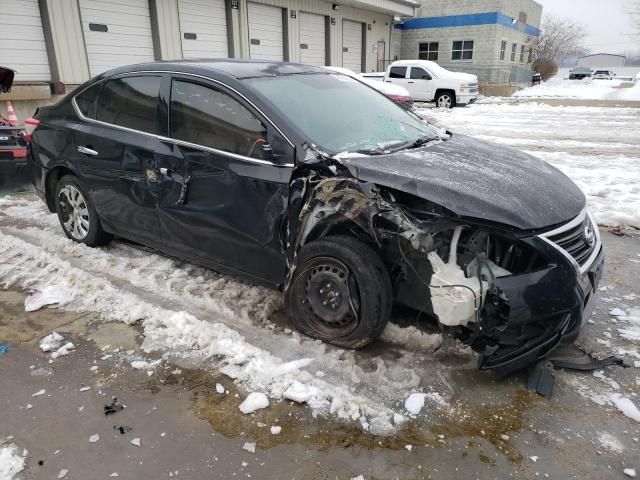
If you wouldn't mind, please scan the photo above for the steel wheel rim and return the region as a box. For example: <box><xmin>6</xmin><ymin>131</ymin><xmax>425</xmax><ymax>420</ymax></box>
<box><xmin>59</xmin><ymin>185</ymin><xmax>90</xmax><ymax>240</ymax></box>
<box><xmin>300</xmin><ymin>257</ymin><xmax>360</xmax><ymax>337</ymax></box>
<box><xmin>438</xmin><ymin>95</ymin><xmax>452</xmax><ymax>108</ymax></box>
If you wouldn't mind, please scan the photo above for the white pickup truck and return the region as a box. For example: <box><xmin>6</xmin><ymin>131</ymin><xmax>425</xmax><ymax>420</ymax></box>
<box><xmin>371</xmin><ymin>60</ymin><xmax>479</xmax><ymax>108</ymax></box>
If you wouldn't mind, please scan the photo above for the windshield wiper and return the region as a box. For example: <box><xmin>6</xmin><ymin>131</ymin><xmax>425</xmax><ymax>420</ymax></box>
<box><xmin>387</xmin><ymin>135</ymin><xmax>441</xmax><ymax>153</ymax></box>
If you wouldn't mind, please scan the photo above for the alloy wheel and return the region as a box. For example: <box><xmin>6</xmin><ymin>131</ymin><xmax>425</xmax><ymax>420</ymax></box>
<box><xmin>59</xmin><ymin>185</ymin><xmax>90</xmax><ymax>240</ymax></box>
<box><xmin>437</xmin><ymin>94</ymin><xmax>452</xmax><ymax>109</ymax></box>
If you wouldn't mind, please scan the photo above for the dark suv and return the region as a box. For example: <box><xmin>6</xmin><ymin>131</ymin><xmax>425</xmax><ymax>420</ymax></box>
<box><xmin>28</xmin><ymin>60</ymin><xmax>604</xmax><ymax>375</ymax></box>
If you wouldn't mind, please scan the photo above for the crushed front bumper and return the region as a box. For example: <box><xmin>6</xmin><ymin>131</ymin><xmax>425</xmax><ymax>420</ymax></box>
<box><xmin>473</xmin><ymin>212</ymin><xmax>604</xmax><ymax>376</ymax></box>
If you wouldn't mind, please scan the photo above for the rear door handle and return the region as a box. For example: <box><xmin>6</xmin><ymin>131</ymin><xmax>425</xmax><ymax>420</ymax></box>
<box><xmin>77</xmin><ymin>146</ymin><xmax>98</xmax><ymax>156</ymax></box>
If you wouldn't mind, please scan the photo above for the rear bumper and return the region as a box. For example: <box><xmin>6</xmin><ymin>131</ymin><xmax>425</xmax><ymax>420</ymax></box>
<box><xmin>0</xmin><ymin>148</ymin><xmax>30</xmax><ymax>191</ymax></box>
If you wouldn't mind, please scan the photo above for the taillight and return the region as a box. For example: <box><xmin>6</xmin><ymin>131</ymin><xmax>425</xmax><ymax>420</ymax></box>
<box><xmin>24</xmin><ymin>117</ymin><xmax>40</xmax><ymax>142</ymax></box>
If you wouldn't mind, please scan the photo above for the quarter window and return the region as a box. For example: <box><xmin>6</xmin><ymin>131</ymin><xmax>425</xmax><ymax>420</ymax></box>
<box><xmin>511</xmin><ymin>43</ymin><xmax>517</xmax><ymax>62</ymax></box>
<box><xmin>452</xmin><ymin>40</ymin><xmax>473</xmax><ymax>61</ymax></box>
<box><xmin>96</xmin><ymin>76</ymin><xmax>161</xmax><ymax>134</ymax></box>
<box><xmin>418</xmin><ymin>42</ymin><xmax>439</xmax><ymax>61</ymax></box>
<box><xmin>389</xmin><ymin>66</ymin><xmax>407</xmax><ymax>78</ymax></box>
<box><xmin>169</xmin><ymin>80</ymin><xmax>267</xmax><ymax>159</ymax></box>
<box><xmin>499</xmin><ymin>40</ymin><xmax>507</xmax><ymax>61</ymax></box>
<box><xmin>75</xmin><ymin>82</ymin><xmax>102</xmax><ymax>119</ymax></box>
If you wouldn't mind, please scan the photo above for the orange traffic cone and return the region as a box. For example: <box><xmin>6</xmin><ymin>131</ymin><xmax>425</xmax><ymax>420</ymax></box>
<box><xmin>6</xmin><ymin>100</ymin><xmax>19</xmax><ymax>126</ymax></box>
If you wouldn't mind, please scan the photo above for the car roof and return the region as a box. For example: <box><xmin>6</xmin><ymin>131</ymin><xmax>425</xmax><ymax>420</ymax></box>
<box><xmin>390</xmin><ymin>60</ymin><xmax>437</xmax><ymax>69</ymax></box>
<box><xmin>99</xmin><ymin>59</ymin><xmax>330</xmax><ymax>80</ymax></box>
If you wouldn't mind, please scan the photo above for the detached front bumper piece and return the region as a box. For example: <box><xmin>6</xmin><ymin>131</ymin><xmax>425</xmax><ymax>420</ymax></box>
<box><xmin>473</xmin><ymin>210</ymin><xmax>604</xmax><ymax>376</ymax></box>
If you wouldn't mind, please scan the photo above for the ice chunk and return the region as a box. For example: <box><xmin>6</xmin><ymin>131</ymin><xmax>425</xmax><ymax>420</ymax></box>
<box><xmin>58</xmin><ymin>468</ymin><xmax>69</xmax><ymax>478</ymax></box>
<box><xmin>242</xmin><ymin>442</ymin><xmax>256</xmax><ymax>453</ymax></box>
<box><xmin>40</xmin><ymin>332</ymin><xmax>63</xmax><ymax>352</ymax></box>
<box><xmin>283</xmin><ymin>381</ymin><xmax>315</xmax><ymax>404</ymax></box>
<box><xmin>609</xmin><ymin>308</ymin><xmax>627</xmax><ymax>317</ymax></box>
<box><xmin>610</xmin><ymin>394</ymin><xmax>640</xmax><ymax>422</ymax></box>
<box><xmin>0</xmin><ymin>443</ymin><xmax>26</xmax><ymax>479</ymax></box>
<box><xmin>405</xmin><ymin>393</ymin><xmax>426</xmax><ymax>416</ymax></box>
<box><xmin>89</xmin><ymin>434</ymin><xmax>99</xmax><ymax>443</ymax></box>
<box><xmin>32</xmin><ymin>389</ymin><xmax>45</xmax><ymax>397</ymax></box>
<box><xmin>130</xmin><ymin>438</ymin><xmax>141</xmax><ymax>447</ymax></box>
<box><xmin>405</xmin><ymin>444</ymin><xmax>412</xmax><ymax>451</ymax></box>
<box><xmin>624</xmin><ymin>468</ymin><xmax>636</xmax><ymax>478</ymax></box>
<box><xmin>51</xmin><ymin>342</ymin><xmax>75</xmax><ymax>360</ymax></box>
<box><xmin>216</xmin><ymin>383</ymin><xmax>225</xmax><ymax>394</ymax></box>
<box><xmin>270</xmin><ymin>426</ymin><xmax>281</xmax><ymax>435</ymax></box>
<box><xmin>239</xmin><ymin>392</ymin><xmax>269</xmax><ymax>414</ymax></box>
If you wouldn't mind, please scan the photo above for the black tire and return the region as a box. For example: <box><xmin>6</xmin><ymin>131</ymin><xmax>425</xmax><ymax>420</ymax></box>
<box><xmin>435</xmin><ymin>91</ymin><xmax>456</xmax><ymax>109</ymax></box>
<box><xmin>55</xmin><ymin>174</ymin><xmax>112</xmax><ymax>247</ymax></box>
<box><xmin>284</xmin><ymin>235</ymin><xmax>392</xmax><ymax>349</ymax></box>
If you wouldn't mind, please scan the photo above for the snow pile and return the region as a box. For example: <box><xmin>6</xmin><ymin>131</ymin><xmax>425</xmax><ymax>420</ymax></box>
<box><xmin>610</xmin><ymin>394</ymin><xmax>640</xmax><ymax>422</ymax></box>
<box><xmin>0</xmin><ymin>443</ymin><xmax>26</xmax><ymax>480</ymax></box>
<box><xmin>423</xmin><ymin>102</ymin><xmax>640</xmax><ymax>228</ymax></box>
<box><xmin>0</xmin><ymin>196</ymin><xmax>454</xmax><ymax>435</ymax></box>
<box><xmin>39</xmin><ymin>332</ymin><xmax>64</xmax><ymax>352</ymax></box>
<box><xmin>513</xmin><ymin>76</ymin><xmax>640</xmax><ymax>101</ymax></box>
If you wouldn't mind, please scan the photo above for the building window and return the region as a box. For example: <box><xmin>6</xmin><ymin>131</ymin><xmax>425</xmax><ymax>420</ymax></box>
<box><xmin>528</xmin><ymin>48</ymin><xmax>533</xmax><ymax>64</ymax></box>
<box><xmin>452</xmin><ymin>40</ymin><xmax>474</xmax><ymax>61</ymax></box>
<box><xmin>500</xmin><ymin>40</ymin><xmax>507</xmax><ymax>61</ymax></box>
<box><xmin>418</xmin><ymin>42</ymin><xmax>439</xmax><ymax>61</ymax></box>
<box><xmin>520</xmin><ymin>45</ymin><xmax>526</xmax><ymax>63</ymax></box>
<box><xmin>511</xmin><ymin>43</ymin><xmax>517</xmax><ymax>62</ymax></box>
<box><xmin>519</xmin><ymin>11</ymin><xmax>527</xmax><ymax>24</ymax></box>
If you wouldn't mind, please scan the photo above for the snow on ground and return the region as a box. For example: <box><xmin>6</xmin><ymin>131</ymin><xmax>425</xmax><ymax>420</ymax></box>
<box><xmin>0</xmin><ymin>196</ymin><xmax>462</xmax><ymax>435</ymax></box>
<box><xmin>422</xmin><ymin>102</ymin><xmax>640</xmax><ymax>228</ymax></box>
<box><xmin>513</xmin><ymin>76</ymin><xmax>640</xmax><ymax>101</ymax></box>
<box><xmin>0</xmin><ymin>443</ymin><xmax>26</xmax><ymax>480</ymax></box>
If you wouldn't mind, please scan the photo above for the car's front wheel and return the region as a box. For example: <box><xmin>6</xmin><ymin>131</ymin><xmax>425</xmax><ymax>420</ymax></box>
<box><xmin>435</xmin><ymin>91</ymin><xmax>455</xmax><ymax>109</ymax></box>
<box><xmin>55</xmin><ymin>175</ymin><xmax>112</xmax><ymax>247</ymax></box>
<box><xmin>284</xmin><ymin>236</ymin><xmax>392</xmax><ymax>349</ymax></box>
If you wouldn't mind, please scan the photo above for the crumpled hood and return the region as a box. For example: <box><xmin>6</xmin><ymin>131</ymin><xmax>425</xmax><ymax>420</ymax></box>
<box><xmin>339</xmin><ymin>134</ymin><xmax>586</xmax><ymax>231</ymax></box>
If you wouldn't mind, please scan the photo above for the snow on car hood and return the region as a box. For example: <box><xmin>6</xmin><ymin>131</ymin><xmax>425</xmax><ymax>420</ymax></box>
<box><xmin>339</xmin><ymin>134</ymin><xmax>586</xmax><ymax>231</ymax></box>
<box><xmin>438</xmin><ymin>71</ymin><xmax>478</xmax><ymax>83</ymax></box>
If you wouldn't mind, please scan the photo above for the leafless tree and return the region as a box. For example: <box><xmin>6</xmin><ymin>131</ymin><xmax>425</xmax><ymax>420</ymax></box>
<box><xmin>629</xmin><ymin>0</ymin><xmax>640</xmax><ymax>38</ymax></box>
<box><xmin>527</xmin><ymin>15</ymin><xmax>588</xmax><ymax>78</ymax></box>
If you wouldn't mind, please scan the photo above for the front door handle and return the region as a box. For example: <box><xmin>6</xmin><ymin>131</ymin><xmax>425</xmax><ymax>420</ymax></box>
<box><xmin>408</xmin><ymin>81</ymin><xmax>415</xmax><ymax>83</ymax></box>
<box><xmin>77</xmin><ymin>146</ymin><xmax>98</xmax><ymax>156</ymax></box>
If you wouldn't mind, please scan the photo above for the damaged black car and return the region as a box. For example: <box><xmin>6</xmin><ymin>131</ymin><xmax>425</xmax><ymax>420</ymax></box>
<box><xmin>27</xmin><ymin>60</ymin><xmax>604</xmax><ymax>376</ymax></box>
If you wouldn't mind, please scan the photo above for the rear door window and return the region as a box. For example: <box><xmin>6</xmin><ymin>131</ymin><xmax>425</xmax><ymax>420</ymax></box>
<box><xmin>96</xmin><ymin>76</ymin><xmax>161</xmax><ymax>134</ymax></box>
<box><xmin>169</xmin><ymin>79</ymin><xmax>267</xmax><ymax>159</ymax></box>
<box><xmin>409</xmin><ymin>67</ymin><xmax>431</xmax><ymax>80</ymax></box>
<box><xmin>389</xmin><ymin>67</ymin><xmax>407</xmax><ymax>78</ymax></box>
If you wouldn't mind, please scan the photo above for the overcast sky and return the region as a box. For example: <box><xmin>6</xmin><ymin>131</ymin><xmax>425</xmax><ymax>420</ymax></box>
<box><xmin>536</xmin><ymin>0</ymin><xmax>637</xmax><ymax>53</ymax></box>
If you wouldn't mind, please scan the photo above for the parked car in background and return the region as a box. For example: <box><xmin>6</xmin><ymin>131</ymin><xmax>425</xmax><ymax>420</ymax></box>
<box><xmin>323</xmin><ymin>66</ymin><xmax>413</xmax><ymax>109</ymax></box>
<box><xmin>592</xmin><ymin>70</ymin><xmax>615</xmax><ymax>80</ymax></box>
<box><xmin>382</xmin><ymin>60</ymin><xmax>478</xmax><ymax>108</ymax></box>
<box><xmin>0</xmin><ymin>65</ymin><xmax>29</xmax><ymax>191</ymax></box>
<box><xmin>27</xmin><ymin>60</ymin><xmax>603</xmax><ymax>376</ymax></box>
<box><xmin>568</xmin><ymin>67</ymin><xmax>592</xmax><ymax>80</ymax></box>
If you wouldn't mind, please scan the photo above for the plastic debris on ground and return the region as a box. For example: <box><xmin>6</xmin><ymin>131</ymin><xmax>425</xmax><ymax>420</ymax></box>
<box><xmin>625</xmin><ymin>468</ymin><xmax>637</xmax><ymax>478</ymax></box>
<box><xmin>0</xmin><ymin>343</ymin><xmax>11</xmax><ymax>357</ymax></box>
<box><xmin>25</xmin><ymin>285</ymin><xmax>70</xmax><ymax>312</ymax></box>
<box><xmin>104</xmin><ymin>398</ymin><xmax>124</xmax><ymax>415</ymax></box>
<box><xmin>239</xmin><ymin>392</ymin><xmax>269</xmax><ymax>414</ymax></box>
<box><xmin>130</xmin><ymin>438</ymin><xmax>141</xmax><ymax>447</ymax></box>
<box><xmin>114</xmin><ymin>425</ymin><xmax>132</xmax><ymax>435</ymax></box>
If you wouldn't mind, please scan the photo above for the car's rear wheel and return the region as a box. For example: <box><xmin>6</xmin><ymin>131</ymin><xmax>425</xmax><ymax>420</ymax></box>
<box><xmin>284</xmin><ymin>236</ymin><xmax>392</xmax><ymax>349</ymax></box>
<box><xmin>55</xmin><ymin>175</ymin><xmax>112</xmax><ymax>247</ymax></box>
<box><xmin>435</xmin><ymin>91</ymin><xmax>455</xmax><ymax>109</ymax></box>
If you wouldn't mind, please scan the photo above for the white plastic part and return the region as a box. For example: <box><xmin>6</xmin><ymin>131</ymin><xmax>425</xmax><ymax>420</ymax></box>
<box><xmin>428</xmin><ymin>251</ymin><xmax>487</xmax><ymax>327</ymax></box>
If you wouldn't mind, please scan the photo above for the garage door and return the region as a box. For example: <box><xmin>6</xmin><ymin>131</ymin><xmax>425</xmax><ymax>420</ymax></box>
<box><xmin>178</xmin><ymin>0</ymin><xmax>229</xmax><ymax>59</ymax></box>
<box><xmin>79</xmin><ymin>0</ymin><xmax>155</xmax><ymax>77</ymax></box>
<box><xmin>299</xmin><ymin>12</ymin><xmax>325</xmax><ymax>66</ymax></box>
<box><xmin>247</xmin><ymin>3</ymin><xmax>284</xmax><ymax>61</ymax></box>
<box><xmin>342</xmin><ymin>20</ymin><xmax>363</xmax><ymax>72</ymax></box>
<box><xmin>0</xmin><ymin>0</ymin><xmax>51</xmax><ymax>81</ymax></box>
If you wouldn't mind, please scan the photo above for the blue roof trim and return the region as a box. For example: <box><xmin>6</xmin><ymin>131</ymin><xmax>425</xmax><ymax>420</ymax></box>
<box><xmin>396</xmin><ymin>11</ymin><xmax>540</xmax><ymax>36</ymax></box>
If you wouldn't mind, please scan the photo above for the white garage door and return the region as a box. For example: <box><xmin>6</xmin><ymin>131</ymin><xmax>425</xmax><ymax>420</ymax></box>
<box><xmin>79</xmin><ymin>0</ymin><xmax>155</xmax><ymax>77</ymax></box>
<box><xmin>342</xmin><ymin>20</ymin><xmax>363</xmax><ymax>72</ymax></box>
<box><xmin>299</xmin><ymin>12</ymin><xmax>325</xmax><ymax>66</ymax></box>
<box><xmin>248</xmin><ymin>3</ymin><xmax>284</xmax><ymax>61</ymax></box>
<box><xmin>178</xmin><ymin>0</ymin><xmax>229</xmax><ymax>59</ymax></box>
<box><xmin>0</xmin><ymin>0</ymin><xmax>51</xmax><ymax>81</ymax></box>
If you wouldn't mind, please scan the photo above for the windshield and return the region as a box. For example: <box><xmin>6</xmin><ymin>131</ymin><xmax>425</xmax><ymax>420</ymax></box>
<box><xmin>245</xmin><ymin>73</ymin><xmax>440</xmax><ymax>155</ymax></box>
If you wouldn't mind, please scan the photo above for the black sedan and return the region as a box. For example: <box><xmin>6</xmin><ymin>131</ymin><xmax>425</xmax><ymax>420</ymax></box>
<box><xmin>27</xmin><ymin>60</ymin><xmax>604</xmax><ymax>375</ymax></box>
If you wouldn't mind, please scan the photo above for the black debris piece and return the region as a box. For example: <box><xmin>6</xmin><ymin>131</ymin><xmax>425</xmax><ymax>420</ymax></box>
<box><xmin>527</xmin><ymin>361</ymin><xmax>556</xmax><ymax>397</ymax></box>
<box><xmin>104</xmin><ymin>398</ymin><xmax>124</xmax><ymax>415</ymax></box>
<box><xmin>114</xmin><ymin>425</ymin><xmax>132</xmax><ymax>435</ymax></box>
